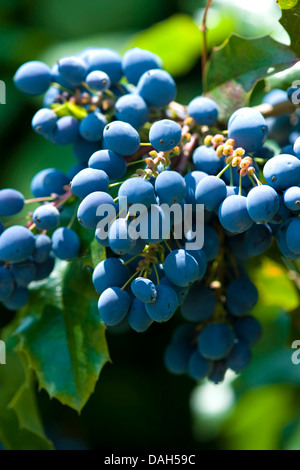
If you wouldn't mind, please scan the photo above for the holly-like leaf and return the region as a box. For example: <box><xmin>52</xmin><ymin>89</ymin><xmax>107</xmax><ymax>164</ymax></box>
<box><xmin>206</xmin><ymin>80</ymin><xmax>251</xmax><ymax>123</ymax></box>
<box><xmin>206</xmin><ymin>34</ymin><xmax>297</xmax><ymax>92</ymax></box>
<box><xmin>280</xmin><ymin>2</ymin><xmax>300</xmax><ymax>58</ymax></box>
<box><xmin>0</xmin><ymin>338</ymin><xmax>53</xmax><ymax>450</ymax></box>
<box><xmin>15</xmin><ymin>259</ymin><xmax>110</xmax><ymax>412</ymax></box>
<box><xmin>278</xmin><ymin>0</ymin><xmax>298</xmax><ymax>9</ymax></box>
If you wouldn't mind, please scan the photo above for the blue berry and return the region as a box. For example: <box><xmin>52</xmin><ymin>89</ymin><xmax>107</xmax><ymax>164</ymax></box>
<box><xmin>227</xmin><ymin>340</ymin><xmax>251</xmax><ymax>373</ymax></box>
<box><xmin>0</xmin><ymin>226</ymin><xmax>35</xmax><ymax>263</ymax></box>
<box><xmin>131</xmin><ymin>277</ymin><xmax>157</xmax><ymax>303</ymax></box>
<box><xmin>50</xmin><ymin>63</ymin><xmax>74</xmax><ymax>89</ymax></box>
<box><xmin>192</xmin><ymin>145</ymin><xmax>222</xmax><ymax>175</ymax></box>
<box><xmin>149</xmin><ymin>119</ymin><xmax>182</xmax><ymax>152</ymax></box>
<box><xmin>86</xmin><ymin>71</ymin><xmax>111</xmax><ymax>91</ymax></box>
<box><xmin>276</xmin><ymin>219</ymin><xmax>298</xmax><ymax>258</ymax></box>
<box><xmin>195</xmin><ymin>175</ymin><xmax>227</xmax><ymax>212</ymax></box>
<box><xmin>114</xmin><ymin>94</ymin><xmax>149</xmax><ymax>129</ymax></box>
<box><xmin>293</xmin><ymin>136</ymin><xmax>300</xmax><ymax>159</ymax></box>
<box><xmin>32</xmin><ymin>234</ymin><xmax>52</xmax><ymax>263</ymax></box>
<box><xmin>0</xmin><ymin>189</ymin><xmax>24</xmax><ymax>216</ymax></box>
<box><xmin>137</xmin><ymin>69</ymin><xmax>176</xmax><ymax>108</ymax></box>
<box><xmin>218</xmin><ymin>195</ymin><xmax>253</xmax><ymax>234</ymax></box>
<box><xmin>228</xmin><ymin>107</ymin><xmax>268</xmax><ymax>152</ymax></box>
<box><xmin>198</xmin><ymin>323</ymin><xmax>235</xmax><ymax>360</ymax></box>
<box><xmin>14</xmin><ymin>61</ymin><xmax>51</xmax><ymax>95</ymax></box>
<box><xmin>226</xmin><ymin>278</ymin><xmax>258</xmax><ymax>317</ymax></box>
<box><xmin>79</xmin><ymin>112</ymin><xmax>107</xmax><ymax>142</ymax></box>
<box><xmin>58</xmin><ymin>56</ymin><xmax>87</xmax><ymax>87</ymax></box>
<box><xmin>73</xmin><ymin>139</ymin><xmax>101</xmax><ymax>164</ymax></box>
<box><xmin>128</xmin><ymin>298</ymin><xmax>153</xmax><ymax>332</ymax></box>
<box><xmin>262</xmin><ymin>89</ymin><xmax>287</xmax><ymax>105</ymax></box>
<box><xmin>263</xmin><ymin>154</ymin><xmax>300</xmax><ymax>191</ymax></box>
<box><xmin>181</xmin><ymin>284</ymin><xmax>216</xmax><ymax>322</ymax></box>
<box><xmin>286</xmin><ymin>218</ymin><xmax>300</xmax><ymax>254</ymax></box>
<box><xmin>187</xmin><ymin>97</ymin><xmax>218</xmax><ymax>126</ymax></box>
<box><xmin>233</xmin><ymin>315</ymin><xmax>262</xmax><ymax>346</ymax></box>
<box><xmin>0</xmin><ymin>267</ymin><xmax>14</xmax><ymax>301</ymax></box>
<box><xmin>155</xmin><ymin>171</ymin><xmax>186</xmax><ymax>205</ymax></box>
<box><xmin>88</xmin><ymin>149</ymin><xmax>127</xmax><ymax>180</ymax></box>
<box><xmin>32</xmin><ymin>108</ymin><xmax>58</xmax><ymax>136</ymax></box>
<box><xmin>12</xmin><ymin>260</ymin><xmax>36</xmax><ymax>287</ymax></box>
<box><xmin>43</xmin><ymin>86</ymin><xmax>61</xmax><ymax>108</ymax></box>
<box><xmin>145</xmin><ymin>284</ymin><xmax>178</xmax><ymax>322</ymax></box>
<box><xmin>283</xmin><ymin>186</ymin><xmax>300</xmax><ymax>211</ymax></box>
<box><xmin>184</xmin><ymin>171</ymin><xmax>207</xmax><ymax>207</ymax></box>
<box><xmin>53</xmin><ymin>116</ymin><xmax>80</xmax><ymax>146</ymax></box>
<box><xmin>3</xmin><ymin>286</ymin><xmax>29</xmax><ymax>311</ymax></box>
<box><xmin>86</xmin><ymin>48</ymin><xmax>122</xmax><ymax>84</ymax></box>
<box><xmin>51</xmin><ymin>227</ymin><xmax>80</xmax><ymax>260</ymax></box>
<box><xmin>31</xmin><ymin>168</ymin><xmax>69</xmax><ymax>198</ymax></box>
<box><xmin>103</xmin><ymin>121</ymin><xmax>140</xmax><ymax>156</ymax></box>
<box><xmin>208</xmin><ymin>361</ymin><xmax>228</xmax><ymax>384</ymax></box>
<box><xmin>98</xmin><ymin>287</ymin><xmax>131</xmax><ymax>326</ymax></box>
<box><xmin>108</xmin><ymin>218</ymin><xmax>136</xmax><ymax>255</ymax></box>
<box><xmin>203</xmin><ymin>226</ymin><xmax>220</xmax><ymax>261</ymax></box>
<box><xmin>164</xmin><ymin>342</ymin><xmax>191</xmax><ymax>375</ymax></box>
<box><xmin>247</xmin><ymin>185</ymin><xmax>279</xmax><ymax>223</ymax></box>
<box><xmin>71</xmin><ymin>168</ymin><xmax>109</xmax><ymax>199</ymax></box>
<box><xmin>119</xmin><ymin>177</ymin><xmax>155</xmax><ymax>208</ymax></box>
<box><xmin>92</xmin><ymin>258</ymin><xmax>130</xmax><ymax>295</ymax></box>
<box><xmin>244</xmin><ymin>224</ymin><xmax>272</xmax><ymax>257</ymax></box>
<box><xmin>122</xmin><ymin>48</ymin><xmax>161</xmax><ymax>85</ymax></box>
<box><xmin>164</xmin><ymin>249</ymin><xmax>199</xmax><ymax>287</ymax></box>
<box><xmin>188</xmin><ymin>350</ymin><xmax>212</xmax><ymax>381</ymax></box>
<box><xmin>32</xmin><ymin>204</ymin><xmax>60</xmax><ymax>230</ymax></box>
<box><xmin>34</xmin><ymin>254</ymin><xmax>55</xmax><ymax>280</ymax></box>
<box><xmin>160</xmin><ymin>276</ymin><xmax>189</xmax><ymax>306</ymax></box>
<box><xmin>185</xmin><ymin>248</ymin><xmax>207</xmax><ymax>279</ymax></box>
<box><xmin>77</xmin><ymin>191</ymin><xmax>115</xmax><ymax>230</ymax></box>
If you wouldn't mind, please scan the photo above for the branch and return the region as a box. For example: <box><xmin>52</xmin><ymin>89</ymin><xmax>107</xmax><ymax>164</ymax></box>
<box><xmin>253</xmin><ymin>99</ymin><xmax>296</xmax><ymax>118</ymax></box>
<box><xmin>200</xmin><ymin>0</ymin><xmax>213</xmax><ymax>93</ymax></box>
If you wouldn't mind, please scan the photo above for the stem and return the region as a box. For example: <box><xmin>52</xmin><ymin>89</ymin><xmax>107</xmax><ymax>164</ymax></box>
<box><xmin>249</xmin><ymin>175</ymin><xmax>256</xmax><ymax>187</ymax></box>
<box><xmin>121</xmin><ymin>269</ymin><xmax>141</xmax><ymax>291</ymax></box>
<box><xmin>253</xmin><ymin>99</ymin><xmax>296</xmax><ymax>118</ymax></box>
<box><xmin>163</xmin><ymin>239</ymin><xmax>172</xmax><ymax>253</ymax></box>
<box><xmin>200</xmin><ymin>0</ymin><xmax>213</xmax><ymax>93</ymax></box>
<box><xmin>123</xmin><ymin>252</ymin><xmax>145</xmax><ymax>266</ymax></box>
<box><xmin>140</xmin><ymin>143</ymin><xmax>151</xmax><ymax>147</ymax></box>
<box><xmin>153</xmin><ymin>264</ymin><xmax>160</xmax><ymax>285</ymax></box>
<box><xmin>28</xmin><ymin>223</ymin><xmax>36</xmax><ymax>231</ymax></box>
<box><xmin>52</xmin><ymin>188</ymin><xmax>73</xmax><ymax>209</ymax></box>
<box><xmin>238</xmin><ymin>171</ymin><xmax>242</xmax><ymax>196</ymax></box>
<box><xmin>217</xmin><ymin>163</ymin><xmax>230</xmax><ymax>179</ymax></box>
<box><xmin>230</xmin><ymin>166</ymin><xmax>233</xmax><ymax>186</ymax></box>
<box><xmin>108</xmin><ymin>181</ymin><xmax>122</xmax><ymax>188</ymax></box>
<box><xmin>67</xmin><ymin>207</ymin><xmax>78</xmax><ymax>229</ymax></box>
<box><xmin>126</xmin><ymin>159</ymin><xmax>146</xmax><ymax>167</ymax></box>
<box><xmin>252</xmin><ymin>173</ymin><xmax>262</xmax><ymax>186</ymax></box>
<box><xmin>25</xmin><ymin>196</ymin><xmax>56</xmax><ymax>204</ymax></box>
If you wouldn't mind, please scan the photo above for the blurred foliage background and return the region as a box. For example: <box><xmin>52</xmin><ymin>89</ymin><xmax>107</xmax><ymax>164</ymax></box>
<box><xmin>1</xmin><ymin>0</ymin><xmax>300</xmax><ymax>451</ymax></box>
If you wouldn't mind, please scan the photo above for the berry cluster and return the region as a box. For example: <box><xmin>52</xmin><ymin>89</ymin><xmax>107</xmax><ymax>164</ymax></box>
<box><xmin>3</xmin><ymin>46</ymin><xmax>299</xmax><ymax>384</ymax></box>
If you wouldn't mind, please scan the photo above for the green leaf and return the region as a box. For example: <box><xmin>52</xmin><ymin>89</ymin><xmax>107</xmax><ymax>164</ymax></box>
<box><xmin>15</xmin><ymin>259</ymin><xmax>110</xmax><ymax>412</ymax></box>
<box><xmin>222</xmin><ymin>385</ymin><xmax>294</xmax><ymax>450</ymax></box>
<box><xmin>278</xmin><ymin>0</ymin><xmax>298</xmax><ymax>9</ymax></box>
<box><xmin>206</xmin><ymin>34</ymin><xmax>297</xmax><ymax>92</ymax></box>
<box><xmin>125</xmin><ymin>14</ymin><xmax>203</xmax><ymax>77</ymax></box>
<box><xmin>280</xmin><ymin>2</ymin><xmax>300</xmax><ymax>57</ymax></box>
<box><xmin>206</xmin><ymin>81</ymin><xmax>251</xmax><ymax>123</ymax></box>
<box><xmin>0</xmin><ymin>338</ymin><xmax>53</xmax><ymax>450</ymax></box>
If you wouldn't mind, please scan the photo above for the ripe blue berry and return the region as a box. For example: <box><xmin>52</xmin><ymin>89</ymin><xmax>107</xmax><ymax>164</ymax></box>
<box><xmin>122</xmin><ymin>48</ymin><xmax>161</xmax><ymax>85</ymax></box>
<box><xmin>114</xmin><ymin>94</ymin><xmax>149</xmax><ymax>129</ymax></box>
<box><xmin>51</xmin><ymin>227</ymin><xmax>80</xmax><ymax>260</ymax></box>
<box><xmin>137</xmin><ymin>69</ymin><xmax>176</xmax><ymax>108</ymax></box>
<box><xmin>149</xmin><ymin>119</ymin><xmax>182</xmax><ymax>152</ymax></box>
<box><xmin>0</xmin><ymin>226</ymin><xmax>35</xmax><ymax>263</ymax></box>
<box><xmin>79</xmin><ymin>112</ymin><xmax>107</xmax><ymax>142</ymax></box>
<box><xmin>0</xmin><ymin>189</ymin><xmax>24</xmax><ymax>216</ymax></box>
<box><xmin>14</xmin><ymin>61</ymin><xmax>51</xmax><ymax>95</ymax></box>
<box><xmin>145</xmin><ymin>284</ymin><xmax>178</xmax><ymax>322</ymax></box>
<box><xmin>103</xmin><ymin>121</ymin><xmax>140</xmax><ymax>156</ymax></box>
<box><xmin>88</xmin><ymin>149</ymin><xmax>127</xmax><ymax>180</ymax></box>
<box><xmin>198</xmin><ymin>323</ymin><xmax>235</xmax><ymax>360</ymax></box>
<box><xmin>71</xmin><ymin>168</ymin><xmax>109</xmax><ymax>198</ymax></box>
<box><xmin>32</xmin><ymin>204</ymin><xmax>60</xmax><ymax>230</ymax></box>
<box><xmin>98</xmin><ymin>287</ymin><xmax>131</xmax><ymax>326</ymax></box>
<box><xmin>187</xmin><ymin>97</ymin><xmax>218</xmax><ymax>126</ymax></box>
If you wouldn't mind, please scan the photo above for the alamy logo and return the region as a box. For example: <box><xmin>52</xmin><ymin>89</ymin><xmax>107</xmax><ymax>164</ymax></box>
<box><xmin>0</xmin><ymin>341</ymin><xmax>6</xmax><ymax>365</ymax></box>
<box><xmin>291</xmin><ymin>340</ymin><xmax>300</xmax><ymax>365</ymax></box>
<box><xmin>0</xmin><ymin>80</ymin><xmax>6</xmax><ymax>104</ymax></box>
<box><xmin>290</xmin><ymin>81</ymin><xmax>300</xmax><ymax>105</ymax></box>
